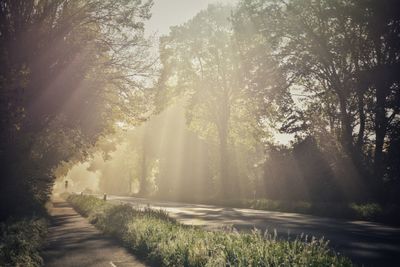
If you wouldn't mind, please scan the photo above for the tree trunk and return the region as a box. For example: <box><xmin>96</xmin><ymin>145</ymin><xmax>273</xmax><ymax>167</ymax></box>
<box><xmin>337</xmin><ymin>88</ymin><xmax>370</xmax><ymax>197</ymax></box>
<box><xmin>139</xmin><ymin>147</ymin><xmax>148</xmax><ymax>196</ymax></box>
<box><xmin>373</xmin><ymin>85</ymin><xmax>388</xmax><ymax>193</ymax></box>
<box><xmin>217</xmin><ymin>95</ymin><xmax>231</xmax><ymax>198</ymax></box>
<box><xmin>337</xmin><ymin>91</ymin><xmax>354</xmax><ymax>157</ymax></box>
<box><xmin>374</xmin><ymin>126</ymin><xmax>385</xmax><ymax>178</ymax></box>
<box><xmin>219</xmin><ymin>134</ymin><xmax>230</xmax><ymax>196</ymax></box>
<box><xmin>356</xmin><ymin>89</ymin><xmax>366</xmax><ymax>151</ymax></box>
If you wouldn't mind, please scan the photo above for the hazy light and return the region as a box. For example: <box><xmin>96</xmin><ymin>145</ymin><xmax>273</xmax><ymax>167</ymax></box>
<box><xmin>146</xmin><ymin>0</ymin><xmax>239</xmax><ymax>36</ymax></box>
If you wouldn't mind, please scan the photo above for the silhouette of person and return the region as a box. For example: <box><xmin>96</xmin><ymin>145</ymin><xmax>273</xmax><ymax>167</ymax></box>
<box><xmin>65</xmin><ymin>180</ymin><xmax>68</xmax><ymax>191</ymax></box>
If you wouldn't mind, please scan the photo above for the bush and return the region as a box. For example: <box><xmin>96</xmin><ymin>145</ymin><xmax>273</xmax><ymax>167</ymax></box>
<box><xmin>68</xmin><ymin>194</ymin><xmax>353</xmax><ymax>267</ymax></box>
<box><xmin>0</xmin><ymin>218</ymin><xmax>47</xmax><ymax>267</ymax></box>
<box><xmin>349</xmin><ymin>203</ymin><xmax>383</xmax><ymax>220</ymax></box>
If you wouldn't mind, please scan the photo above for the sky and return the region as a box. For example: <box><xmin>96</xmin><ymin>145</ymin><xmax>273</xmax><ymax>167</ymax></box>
<box><xmin>145</xmin><ymin>0</ymin><xmax>238</xmax><ymax>36</ymax></box>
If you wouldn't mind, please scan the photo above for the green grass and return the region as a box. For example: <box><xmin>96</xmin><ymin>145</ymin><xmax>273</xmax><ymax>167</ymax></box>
<box><xmin>68</xmin><ymin>194</ymin><xmax>353</xmax><ymax>267</ymax></box>
<box><xmin>210</xmin><ymin>198</ymin><xmax>390</xmax><ymax>222</ymax></box>
<box><xmin>0</xmin><ymin>218</ymin><xmax>47</xmax><ymax>267</ymax></box>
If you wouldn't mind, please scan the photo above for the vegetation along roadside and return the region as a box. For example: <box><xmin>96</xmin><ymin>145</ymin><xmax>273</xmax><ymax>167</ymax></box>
<box><xmin>0</xmin><ymin>217</ymin><xmax>48</xmax><ymax>267</ymax></box>
<box><xmin>68</xmin><ymin>194</ymin><xmax>353</xmax><ymax>267</ymax></box>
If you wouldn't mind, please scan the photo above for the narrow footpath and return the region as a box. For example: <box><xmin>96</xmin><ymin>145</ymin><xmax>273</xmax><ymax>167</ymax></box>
<box><xmin>42</xmin><ymin>199</ymin><xmax>147</xmax><ymax>267</ymax></box>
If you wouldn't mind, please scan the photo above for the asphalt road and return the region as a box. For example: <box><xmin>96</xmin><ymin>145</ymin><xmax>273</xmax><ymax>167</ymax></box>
<box><xmin>108</xmin><ymin>195</ymin><xmax>400</xmax><ymax>267</ymax></box>
<box><xmin>42</xmin><ymin>199</ymin><xmax>147</xmax><ymax>267</ymax></box>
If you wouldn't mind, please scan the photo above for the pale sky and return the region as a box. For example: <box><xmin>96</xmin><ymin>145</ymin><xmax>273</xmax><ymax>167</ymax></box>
<box><xmin>145</xmin><ymin>0</ymin><xmax>238</xmax><ymax>36</ymax></box>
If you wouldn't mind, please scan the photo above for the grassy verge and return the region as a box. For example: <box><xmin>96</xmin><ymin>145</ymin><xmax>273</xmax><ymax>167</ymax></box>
<box><xmin>147</xmin><ymin>195</ymin><xmax>399</xmax><ymax>224</ymax></box>
<box><xmin>68</xmin><ymin>194</ymin><xmax>352</xmax><ymax>267</ymax></box>
<box><xmin>211</xmin><ymin>199</ymin><xmax>386</xmax><ymax>221</ymax></box>
<box><xmin>0</xmin><ymin>218</ymin><xmax>48</xmax><ymax>267</ymax></box>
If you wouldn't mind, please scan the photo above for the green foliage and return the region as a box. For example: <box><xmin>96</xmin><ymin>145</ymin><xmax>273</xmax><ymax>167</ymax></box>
<box><xmin>247</xmin><ymin>199</ymin><xmax>312</xmax><ymax>214</ymax></box>
<box><xmin>212</xmin><ymin>198</ymin><xmax>399</xmax><ymax>223</ymax></box>
<box><xmin>233</xmin><ymin>0</ymin><xmax>400</xmax><ymax>201</ymax></box>
<box><xmin>68</xmin><ymin>194</ymin><xmax>111</xmax><ymax>217</ymax></box>
<box><xmin>158</xmin><ymin>4</ymin><xmax>266</xmax><ymax>198</ymax></box>
<box><xmin>0</xmin><ymin>0</ymin><xmax>155</xmax><ymax>219</ymax></box>
<box><xmin>68</xmin><ymin>195</ymin><xmax>353</xmax><ymax>266</ymax></box>
<box><xmin>349</xmin><ymin>203</ymin><xmax>383</xmax><ymax>221</ymax></box>
<box><xmin>0</xmin><ymin>218</ymin><xmax>47</xmax><ymax>267</ymax></box>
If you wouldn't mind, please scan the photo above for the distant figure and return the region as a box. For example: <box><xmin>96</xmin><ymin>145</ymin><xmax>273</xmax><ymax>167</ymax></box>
<box><xmin>103</xmin><ymin>193</ymin><xmax>107</xmax><ymax>201</ymax></box>
<box><xmin>65</xmin><ymin>180</ymin><xmax>68</xmax><ymax>191</ymax></box>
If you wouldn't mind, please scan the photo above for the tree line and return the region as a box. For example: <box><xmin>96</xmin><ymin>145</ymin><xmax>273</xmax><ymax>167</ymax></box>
<box><xmin>151</xmin><ymin>0</ymin><xmax>400</xmax><ymax>203</ymax></box>
<box><xmin>0</xmin><ymin>0</ymin><xmax>155</xmax><ymax>220</ymax></box>
<box><xmin>1</xmin><ymin>0</ymin><xmax>399</xmax><ymax>221</ymax></box>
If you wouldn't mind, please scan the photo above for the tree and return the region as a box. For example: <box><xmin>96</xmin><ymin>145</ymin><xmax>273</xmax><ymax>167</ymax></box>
<box><xmin>233</xmin><ymin>0</ymin><xmax>400</xmax><ymax>200</ymax></box>
<box><xmin>352</xmin><ymin>0</ymin><xmax>400</xmax><ymax>189</ymax></box>
<box><xmin>158</xmin><ymin>4</ymin><xmax>263</xmax><ymax>198</ymax></box>
<box><xmin>0</xmin><ymin>0</ymin><xmax>154</xmax><ymax>218</ymax></box>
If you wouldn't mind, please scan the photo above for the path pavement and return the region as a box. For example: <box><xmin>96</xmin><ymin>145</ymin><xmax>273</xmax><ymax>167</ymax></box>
<box><xmin>108</xmin><ymin>195</ymin><xmax>400</xmax><ymax>267</ymax></box>
<box><xmin>42</xmin><ymin>200</ymin><xmax>147</xmax><ymax>267</ymax></box>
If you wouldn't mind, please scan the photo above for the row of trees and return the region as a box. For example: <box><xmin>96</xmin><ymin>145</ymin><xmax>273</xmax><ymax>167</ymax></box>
<box><xmin>2</xmin><ymin>0</ymin><xmax>399</xmax><ymax>215</ymax></box>
<box><xmin>150</xmin><ymin>0</ymin><xmax>400</xmax><ymax>203</ymax></box>
<box><xmin>0</xmin><ymin>0</ymin><xmax>155</xmax><ymax>219</ymax></box>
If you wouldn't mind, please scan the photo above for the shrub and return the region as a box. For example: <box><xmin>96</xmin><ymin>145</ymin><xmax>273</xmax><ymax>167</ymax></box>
<box><xmin>0</xmin><ymin>218</ymin><xmax>47</xmax><ymax>267</ymax></box>
<box><xmin>349</xmin><ymin>203</ymin><xmax>383</xmax><ymax>220</ymax></box>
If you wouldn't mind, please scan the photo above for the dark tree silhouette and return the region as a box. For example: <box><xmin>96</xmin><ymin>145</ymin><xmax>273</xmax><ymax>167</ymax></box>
<box><xmin>0</xmin><ymin>0</ymin><xmax>154</xmax><ymax>219</ymax></box>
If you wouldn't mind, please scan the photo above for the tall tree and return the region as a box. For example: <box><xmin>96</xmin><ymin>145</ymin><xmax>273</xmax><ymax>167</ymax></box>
<box><xmin>353</xmin><ymin>0</ymin><xmax>400</xmax><ymax>187</ymax></box>
<box><xmin>0</xmin><ymin>0</ymin><xmax>154</xmax><ymax>218</ymax></box>
<box><xmin>233</xmin><ymin>0</ymin><xmax>400</xmax><ymax>199</ymax></box>
<box><xmin>158</xmin><ymin>5</ymin><xmax>262</xmax><ymax>198</ymax></box>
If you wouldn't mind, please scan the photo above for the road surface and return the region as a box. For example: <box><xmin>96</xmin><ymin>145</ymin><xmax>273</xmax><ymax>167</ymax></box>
<box><xmin>108</xmin><ymin>195</ymin><xmax>400</xmax><ymax>267</ymax></box>
<box><xmin>42</xmin><ymin>199</ymin><xmax>147</xmax><ymax>267</ymax></box>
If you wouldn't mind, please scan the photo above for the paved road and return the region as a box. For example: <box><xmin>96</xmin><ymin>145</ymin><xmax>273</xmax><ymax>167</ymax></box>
<box><xmin>108</xmin><ymin>195</ymin><xmax>400</xmax><ymax>267</ymax></box>
<box><xmin>42</xmin><ymin>200</ymin><xmax>147</xmax><ymax>267</ymax></box>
